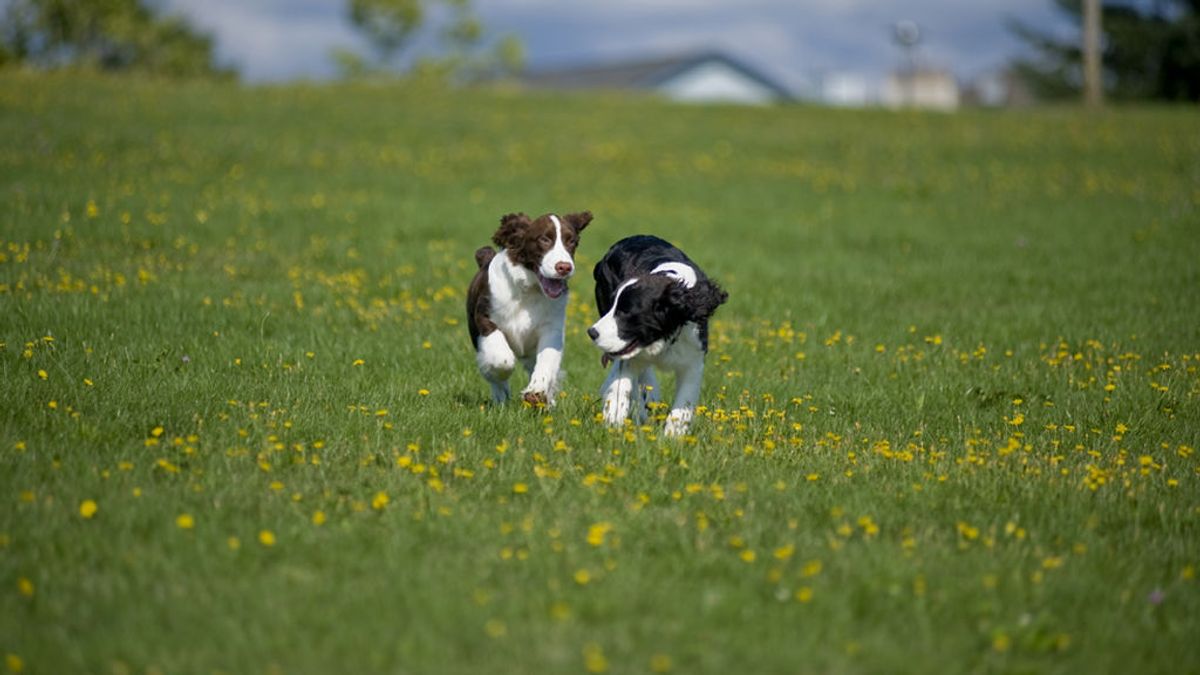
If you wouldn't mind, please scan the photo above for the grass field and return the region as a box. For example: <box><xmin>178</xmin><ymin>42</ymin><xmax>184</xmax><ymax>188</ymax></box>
<box><xmin>2</xmin><ymin>72</ymin><xmax>1199</xmax><ymax>674</ymax></box>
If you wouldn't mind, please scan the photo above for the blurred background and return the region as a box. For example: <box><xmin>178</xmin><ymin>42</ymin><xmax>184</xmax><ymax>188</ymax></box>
<box><xmin>2</xmin><ymin>0</ymin><xmax>1198</xmax><ymax>107</ymax></box>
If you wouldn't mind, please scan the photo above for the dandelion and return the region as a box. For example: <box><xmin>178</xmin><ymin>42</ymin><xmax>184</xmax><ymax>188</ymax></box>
<box><xmin>513</xmin><ymin>482</ymin><xmax>528</xmax><ymax>494</ymax></box>
<box><xmin>79</xmin><ymin>499</ymin><xmax>98</xmax><ymax>519</ymax></box>
<box><xmin>582</xmin><ymin>643</ymin><xmax>608</xmax><ymax>673</ymax></box>
<box><xmin>312</xmin><ymin>510</ymin><xmax>327</xmax><ymax>526</ymax></box>
<box><xmin>36</xmin><ymin>369</ymin><xmax>47</xmax><ymax>380</ymax></box>
<box><xmin>484</xmin><ymin>619</ymin><xmax>507</xmax><ymax>638</ymax></box>
<box><xmin>5</xmin><ymin>653</ymin><xmax>23</xmax><ymax>673</ymax></box>
<box><xmin>372</xmin><ymin>491</ymin><xmax>390</xmax><ymax>510</ymax></box>
<box><xmin>258</xmin><ymin>530</ymin><xmax>276</xmax><ymax>547</ymax></box>
<box><xmin>352</xmin><ymin>359</ymin><xmax>365</xmax><ymax>367</ymax></box>
<box><xmin>17</xmin><ymin>577</ymin><xmax>33</xmax><ymax>597</ymax></box>
<box><xmin>176</xmin><ymin>513</ymin><xmax>195</xmax><ymax>530</ymax></box>
<box><xmin>794</xmin><ymin>587</ymin><xmax>814</xmax><ymax>603</ymax></box>
<box><xmin>586</xmin><ymin>522</ymin><xmax>613</xmax><ymax>547</ymax></box>
<box><xmin>418</xmin><ymin>389</ymin><xmax>430</xmax><ymax>396</ymax></box>
<box><xmin>650</xmin><ymin>654</ymin><xmax>673</xmax><ymax>673</ymax></box>
<box><xmin>992</xmin><ymin>633</ymin><xmax>1011</xmax><ymax>652</ymax></box>
<box><xmin>574</xmin><ymin>569</ymin><xmax>591</xmax><ymax>585</ymax></box>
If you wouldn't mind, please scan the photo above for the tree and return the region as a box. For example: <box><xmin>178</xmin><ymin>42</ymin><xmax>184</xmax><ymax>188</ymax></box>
<box><xmin>339</xmin><ymin>0</ymin><xmax>524</xmax><ymax>81</ymax></box>
<box><xmin>0</xmin><ymin>0</ymin><xmax>231</xmax><ymax>78</ymax></box>
<box><xmin>1010</xmin><ymin>0</ymin><xmax>1200</xmax><ymax>102</ymax></box>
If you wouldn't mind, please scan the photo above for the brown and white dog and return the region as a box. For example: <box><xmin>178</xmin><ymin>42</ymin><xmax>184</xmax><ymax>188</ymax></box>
<box><xmin>467</xmin><ymin>211</ymin><xmax>593</xmax><ymax>406</ymax></box>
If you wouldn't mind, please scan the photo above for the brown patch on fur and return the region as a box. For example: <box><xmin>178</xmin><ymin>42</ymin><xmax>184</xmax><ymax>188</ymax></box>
<box><xmin>466</xmin><ymin>246</ymin><xmax>498</xmax><ymax>347</ymax></box>
<box><xmin>491</xmin><ymin>211</ymin><xmax>592</xmax><ymax>272</ymax></box>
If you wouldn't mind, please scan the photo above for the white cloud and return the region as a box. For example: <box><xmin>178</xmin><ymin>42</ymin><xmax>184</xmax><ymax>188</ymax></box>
<box><xmin>159</xmin><ymin>0</ymin><xmax>364</xmax><ymax>81</ymax></box>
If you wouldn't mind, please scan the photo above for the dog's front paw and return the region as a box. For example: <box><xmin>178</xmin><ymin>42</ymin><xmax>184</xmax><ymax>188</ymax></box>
<box><xmin>663</xmin><ymin>409</ymin><xmax>694</xmax><ymax>437</ymax></box>
<box><xmin>522</xmin><ymin>390</ymin><xmax>549</xmax><ymax>407</ymax></box>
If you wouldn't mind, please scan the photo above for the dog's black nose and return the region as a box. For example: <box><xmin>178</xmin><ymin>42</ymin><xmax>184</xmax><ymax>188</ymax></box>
<box><xmin>587</xmin><ymin>327</ymin><xmax>599</xmax><ymax>340</ymax></box>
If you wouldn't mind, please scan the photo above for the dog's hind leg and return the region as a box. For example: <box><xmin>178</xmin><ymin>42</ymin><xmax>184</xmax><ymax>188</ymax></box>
<box><xmin>477</xmin><ymin>331</ymin><xmax>516</xmax><ymax>404</ymax></box>
<box><xmin>664</xmin><ymin>361</ymin><xmax>703</xmax><ymax>437</ymax></box>
<box><xmin>632</xmin><ymin>368</ymin><xmax>660</xmax><ymax>424</ymax></box>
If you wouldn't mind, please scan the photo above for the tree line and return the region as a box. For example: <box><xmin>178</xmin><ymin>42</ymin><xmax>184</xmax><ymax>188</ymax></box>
<box><xmin>0</xmin><ymin>0</ymin><xmax>521</xmax><ymax>81</ymax></box>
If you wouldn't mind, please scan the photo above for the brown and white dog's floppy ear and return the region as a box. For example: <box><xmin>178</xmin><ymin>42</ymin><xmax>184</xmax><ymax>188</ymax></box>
<box><xmin>563</xmin><ymin>211</ymin><xmax>593</xmax><ymax>233</ymax></box>
<box><xmin>493</xmin><ymin>212</ymin><xmax>532</xmax><ymax>249</ymax></box>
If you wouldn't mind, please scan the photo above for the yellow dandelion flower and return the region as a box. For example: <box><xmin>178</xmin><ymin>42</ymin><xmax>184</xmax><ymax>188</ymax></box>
<box><xmin>258</xmin><ymin>530</ymin><xmax>276</xmax><ymax>546</ymax></box>
<box><xmin>372</xmin><ymin>491</ymin><xmax>390</xmax><ymax>510</ymax></box>
<box><xmin>740</xmin><ymin>549</ymin><xmax>757</xmax><ymax>563</ymax></box>
<box><xmin>79</xmin><ymin>499</ymin><xmax>98</xmax><ymax>519</ymax></box>
<box><xmin>312</xmin><ymin>510</ymin><xmax>327</xmax><ymax>526</ymax></box>
<box><xmin>992</xmin><ymin>633</ymin><xmax>1011</xmax><ymax>652</ymax></box>
<box><xmin>795</xmin><ymin>586</ymin><xmax>814</xmax><ymax>603</ymax></box>
<box><xmin>176</xmin><ymin>513</ymin><xmax>195</xmax><ymax>530</ymax></box>
<box><xmin>586</xmin><ymin>522</ymin><xmax>613</xmax><ymax>547</ymax></box>
<box><xmin>352</xmin><ymin>359</ymin><xmax>365</xmax><ymax>367</ymax></box>
<box><xmin>773</xmin><ymin>544</ymin><xmax>795</xmax><ymax>560</ymax></box>
<box><xmin>649</xmin><ymin>653</ymin><xmax>673</xmax><ymax>673</ymax></box>
<box><xmin>227</xmin><ymin>536</ymin><xmax>241</xmax><ymax>550</ymax></box>
<box><xmin>5</xmin><ymin>653</ymin><xmax>24</xmax><ymax>673</ymax></box>
<box><xmin>574</xmin><ymin>568</ymin><xmax>592</xmax><ymax>585</ymax></box>
<box><xmin>513</xmin><ymin>482</ymin><xmax>529</xmax><ymax>494</ymax></box>
<box><xmin>582</xmin><ymin>643</ymin><xmax>608</xmax><ymax>673</ymax></box>
<box><xmin>484</xmin><ymin>619</ymin><xmax>507</xmax><ymax>638</ymax></box>
<box><xmin>36</xmin><ymin>369</ymin><xmax>47</xmax><ymax>380</ymax></box>
<box><xmin>418</xmin><ymin>388</ymin><xmax>430</xmax><ymax>396</ymax></box>
<box><xmin>17</xmin><ymin>577</ymin><xmax>34</xmax><ymax>597</ymax></box>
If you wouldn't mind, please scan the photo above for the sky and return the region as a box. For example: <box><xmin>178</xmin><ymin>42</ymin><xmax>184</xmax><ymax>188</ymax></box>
<box><xmin>157</xmin><ymin>0</ymin><xmax>1077</xmax><ymax>91</ymax></box>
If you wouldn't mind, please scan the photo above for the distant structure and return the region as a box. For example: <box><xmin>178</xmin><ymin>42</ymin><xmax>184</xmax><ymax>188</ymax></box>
<box><xmin>520</xmin><ymin>51</ymin><xmax>792</xmax><ymax>105</ymax></box>
<box><xmin>881</xmin><ymin>69</ymin><xmax>961</xmax><ymax>111</ymax></box>
<box><xmin>818</xmin><ymin>72</ymin><xmax>875</xmax><ymax>107</ymax></box>
<box><xmin>963</xmin><ymin>69</ymin><xmax>1035</xmax><ymax>108</ymax></box>
<box><xmin>880</xmin><ymin>20</ymin><xmax>960</xmax><ymax>111</ymax></box>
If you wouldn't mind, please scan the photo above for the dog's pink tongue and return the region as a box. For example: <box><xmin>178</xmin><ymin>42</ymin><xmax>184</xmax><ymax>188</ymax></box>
<box><xmin>539</xmin><ymin>276</ymin><xmax>567</xmax><ymax>298</ymax></box>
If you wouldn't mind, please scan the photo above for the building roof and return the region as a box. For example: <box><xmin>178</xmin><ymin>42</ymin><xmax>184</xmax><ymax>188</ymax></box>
<box><xmin>521</xmin><ymin>51</ymin><xmax>792</xmax><ymax>101</ymax></box>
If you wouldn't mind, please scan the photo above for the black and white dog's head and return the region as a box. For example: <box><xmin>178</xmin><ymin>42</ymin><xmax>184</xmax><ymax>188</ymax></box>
<box><xmin>588</xmin><ymin>237</ymin><xmax>727</xmax><ymax>363</ymax></box>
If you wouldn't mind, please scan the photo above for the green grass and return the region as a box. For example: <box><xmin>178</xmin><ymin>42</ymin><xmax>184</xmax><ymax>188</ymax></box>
<box><xmin>2</xmin><ymin>71</ymin><xmax>1199</xmax><ymax>674</ymax></box>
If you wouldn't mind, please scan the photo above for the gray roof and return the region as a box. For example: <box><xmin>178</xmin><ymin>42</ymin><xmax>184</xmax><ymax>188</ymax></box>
<box><xmin>521</xmin><ymin>51</ymin><xmax>792</xmax><ymax>100</ymax></box>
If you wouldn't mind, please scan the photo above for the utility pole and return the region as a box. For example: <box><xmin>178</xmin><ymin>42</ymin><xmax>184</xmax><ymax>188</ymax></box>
<box><xmin>1083</xmin><ymin>0</ymin><xmax>1103</xmax><ymax>107</ymax></box>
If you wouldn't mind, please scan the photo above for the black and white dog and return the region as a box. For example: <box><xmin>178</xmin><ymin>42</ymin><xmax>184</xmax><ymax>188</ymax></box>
<box><xmin>587</xmin><ymin>235</ymin><xmax>728</xmax><ymax>436</ymax></box>
<box><xmin>467</xmin><ymin>211</ymin><xmax>592</xmax><ymax>406</ymax></box>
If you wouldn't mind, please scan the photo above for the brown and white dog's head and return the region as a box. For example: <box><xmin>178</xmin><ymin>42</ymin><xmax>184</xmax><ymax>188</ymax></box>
<box><xmin>492</xmin><ymin>211</ymin><xmax>592</xmax><ymax>299</ymax></box>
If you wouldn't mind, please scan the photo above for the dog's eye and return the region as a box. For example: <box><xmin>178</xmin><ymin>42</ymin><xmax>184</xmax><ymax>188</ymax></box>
<box><xmin>539</xmin><ymin>235</ymin><xmax>552</xmax><ymax>246</ymax></box>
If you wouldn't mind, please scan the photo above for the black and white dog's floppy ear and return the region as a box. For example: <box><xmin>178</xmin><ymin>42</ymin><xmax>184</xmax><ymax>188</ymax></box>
<box><xmin>563</xmin><ymin>211</ymin><xmax>593</xmax><ymax>232</ymax></box>
<box><xmin>493</xmin><ymin>212</ymin><xmax>531</xmax><ymax>249</ymax></box>
<box><xmin>668</xmin><ymin>278</ymin><xmax>728</xmax><ymax>323</ymax></box>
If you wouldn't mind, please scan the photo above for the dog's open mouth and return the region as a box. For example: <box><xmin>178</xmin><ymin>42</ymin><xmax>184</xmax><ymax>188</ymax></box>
<box><xmin>538</xmin><ymin>274</ymin><xmax>567</xmax><ymax>299</ymax></box>
<box><xmin>601</xmin><ymin>341</ymin><xmax>639</xmax><ymax>367</ymax></box>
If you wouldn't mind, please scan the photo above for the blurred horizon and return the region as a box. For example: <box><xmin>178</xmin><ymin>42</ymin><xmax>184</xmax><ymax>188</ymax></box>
<box><xmin>156</xmin><ymin>0</ymin><xmax>1075</xmax><ymax>92</ymax></box>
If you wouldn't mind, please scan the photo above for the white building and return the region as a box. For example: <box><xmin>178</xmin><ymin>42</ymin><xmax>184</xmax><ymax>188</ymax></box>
<box><xmin>881</xmin><ymin>69</ymin><xmax>960</xmax><ymax>111</ymax></box>
<box><xmin>520</xmin><ymin>51</ymin><xmax>792</xmax><ymax>106</ymax></box>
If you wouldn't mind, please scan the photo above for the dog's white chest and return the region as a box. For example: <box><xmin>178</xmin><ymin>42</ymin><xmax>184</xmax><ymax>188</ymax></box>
<box><xmin>487</xmin><ymin>256</ymin><xmax>565</xmax><ymax>357</ymax></box>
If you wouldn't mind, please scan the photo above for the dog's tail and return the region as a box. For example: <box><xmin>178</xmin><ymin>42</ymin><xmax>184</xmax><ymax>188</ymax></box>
<box><xmin>475</xmin><ymin>246</ymin><xmax>496</xmax><ymax>269</ymax></box>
